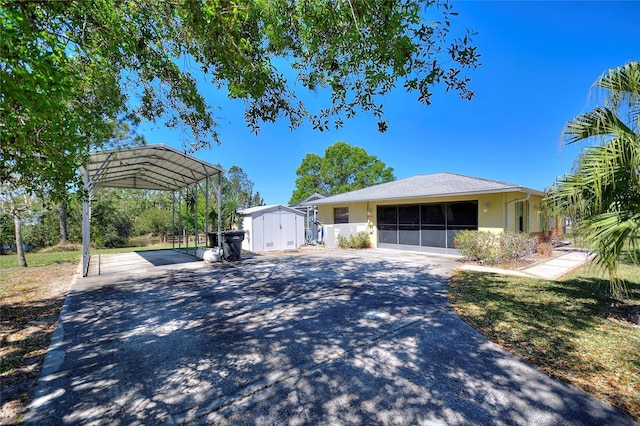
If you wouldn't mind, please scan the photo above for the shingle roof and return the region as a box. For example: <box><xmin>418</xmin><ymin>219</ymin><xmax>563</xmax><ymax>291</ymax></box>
<box><xmin>313</xmin><ymin>173</ymin><xmax>545</xmax><ymax>205</ymax></box>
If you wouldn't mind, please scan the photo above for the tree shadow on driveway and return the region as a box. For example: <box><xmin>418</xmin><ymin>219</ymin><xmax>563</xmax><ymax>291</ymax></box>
<box><xmin>25</xmin><ymin>253</ymin><xmax>635</xmax><ymax>425</ymax></box>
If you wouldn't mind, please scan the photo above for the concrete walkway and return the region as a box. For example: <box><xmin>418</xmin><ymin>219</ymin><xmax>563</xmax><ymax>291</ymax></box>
<box><xmin>460</xmin><ymin>248</ymin><xmax>594</xmax><ymax>280</ymax></box>
<box><xmin>26</xmin><ymin>249</ymin><xmax>635</xmax><ymax>425</ymax></box>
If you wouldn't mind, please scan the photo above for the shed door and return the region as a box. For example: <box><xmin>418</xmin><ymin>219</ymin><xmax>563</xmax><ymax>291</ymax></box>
<box><xmin>262</xmin><ymin>212</ymin><xmax>281</xmax><ymax>251</ymax></box>
<box><xmin>280</xmin><ymin>212</ymin><xmax>297</xmax><ymax>250</ymax></box>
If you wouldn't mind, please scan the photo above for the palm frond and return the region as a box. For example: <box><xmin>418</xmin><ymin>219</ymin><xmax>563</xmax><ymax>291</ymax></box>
<box><xmin>551</xmin><ymin>62</ymin><xmax>640</xmax><ymax>298</ymax></box>
<box><xmin>596</xmin><ymin>61</ymin><xmax>640</xmax><ymax>109</ymax></box>
<box><xmin>578</xmin><ymin>211</ymin><xmax>640</xmax><ymax>297</ymax></box>
<box><xmin>595</xmin><ymin>61</ymin><xmax>640</xmax><ymax>131</ymax></box>
<box><xmin>549</xmin><ymin>132</ymin><xmax>640</xmax><ymax>223</ymax></box>
<box><xmin>563</xmin><ymin>107</ymin><xmax>634</xmax><ymax>145</ymax></box>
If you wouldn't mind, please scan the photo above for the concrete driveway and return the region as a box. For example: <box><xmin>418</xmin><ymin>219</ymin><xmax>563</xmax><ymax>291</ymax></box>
<box><xmin>26</xmin><ymin>249</ymin><xmax>635</xmax><ymax>425</ymax></box>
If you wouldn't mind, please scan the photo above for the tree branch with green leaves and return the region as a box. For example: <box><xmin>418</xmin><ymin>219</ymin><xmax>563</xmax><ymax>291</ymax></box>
<box><xmin>2</xmin><ymin>0</ymin><xmax>479</xmax><ymax>198</ymax></box>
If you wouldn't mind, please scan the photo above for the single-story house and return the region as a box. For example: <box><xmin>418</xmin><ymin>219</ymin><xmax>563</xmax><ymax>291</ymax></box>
<box><xmin>240</xmin><ymin>204</ymin><xmax>306</xmax><ymax>253</ymax></box>
<box><xmin>310</xmin><ymin>172</ymin><xmax>546</xmax><ymax>255</ymax></box>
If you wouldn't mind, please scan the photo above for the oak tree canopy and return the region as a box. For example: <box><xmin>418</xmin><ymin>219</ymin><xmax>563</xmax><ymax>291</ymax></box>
<box><xmin>290</xmin><ymin>141</ymin><xmax>395</xmax><ymax>204</ymax></box>
<box><xmin>1</xmin><ymin>0</ymin><xmax>479</xmax><ymax>199</ymax></box>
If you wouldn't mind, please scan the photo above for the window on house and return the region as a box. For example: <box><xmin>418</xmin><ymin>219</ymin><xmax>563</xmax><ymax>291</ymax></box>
<box><xmin>334</xmin><ymin>207</ymin><xmax>349</xmax><ymax>224</ymax></box>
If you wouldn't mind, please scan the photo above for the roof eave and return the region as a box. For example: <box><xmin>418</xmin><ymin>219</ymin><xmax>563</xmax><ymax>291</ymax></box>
<box><xmin>314</xmin><ymin>187</ymin><xmax>545</xmax><ymax>205</ymax></box>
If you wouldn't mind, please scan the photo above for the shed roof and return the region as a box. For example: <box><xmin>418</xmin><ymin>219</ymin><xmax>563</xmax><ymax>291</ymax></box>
<box><xmin>313</xmin><ymin>172</ymin><xmax>545</xmax><ymax>205</ymax></box>
<box><xmin>240</xmin><ymin>204</ymin><xmax>306</xmax><ymax>216</ymax></box>
<box><xmin>85</xmin><ymin>144</ymin><xmax>224</xmax><ymax>191</ymax></box>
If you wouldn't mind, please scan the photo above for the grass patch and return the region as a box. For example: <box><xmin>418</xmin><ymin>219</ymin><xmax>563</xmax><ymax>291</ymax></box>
<box><xmin>449</xmin><ymin>262</ymin><xmax>640</xmax><ymax>420</ymax></box>
<box><xmin>0</xmin><ymin>250</ymin><xmax>80</xmax><ymax>270</ymax></box>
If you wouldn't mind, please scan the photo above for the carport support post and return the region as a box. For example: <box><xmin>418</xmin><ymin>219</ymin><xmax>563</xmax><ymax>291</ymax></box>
<box><xmin>194</xmin><ymin>182</ymin><xmax>198</xmax><ymax>248</ymax></box>
<box><xmin>178</xmin><ymin>189</ymin><xmax>182</xmax><ymax>249</ymax></box>
<box><xmin>171</xmin><ymin>191</ymin><xmax>176</xmax><ymax>249</ymax></box>
<box><xmin>217</xmin><ymin>173</ymin><xmax>222</xmax><ymax>254</ymax></box>
<box><xmin>204</xmin><ymin>176</ymin><xmax>209</xmax><ymax>238</ymax></box>
<box><xmin>81</xmin><ymin>166</ymin><xmax>91</xmax><ymax>277</ymax></box>
<box><xmin>185</xmin><ymin>188</ymin><xmax>189</xmax><ymax>251</ymax></box>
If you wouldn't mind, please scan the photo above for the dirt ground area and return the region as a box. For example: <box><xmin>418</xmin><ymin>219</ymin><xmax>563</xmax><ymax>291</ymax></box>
<box><xmin>1</xmin><ymin>263</ymin><xmax>77</xmax><ymax>425</ymax></box>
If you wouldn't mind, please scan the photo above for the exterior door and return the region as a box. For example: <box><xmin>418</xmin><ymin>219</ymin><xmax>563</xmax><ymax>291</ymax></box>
<box><xmin>262</xmin><ymin>212</ymin><xmax>281</xmax><ymax>251</ymax></box>
<box><xmin>280</xmin><ymin>213</ymin><xmax>297</xmax><ymax>250</ymax></box>
<box><xmin>515</xmin><ymin>201</ymin><xmax>529</xmax><ymax>232</ymax></box>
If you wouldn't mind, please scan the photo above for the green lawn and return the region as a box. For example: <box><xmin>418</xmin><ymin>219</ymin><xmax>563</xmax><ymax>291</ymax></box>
<box><xmin>0</xmin><ymin>250</ymin><xmax>80</xmax><ymax>270</ymax></box>
<box><xmin>449</xmin><ymin>261</ymin><xmax>640</xmax><ymax>420</ymax></box>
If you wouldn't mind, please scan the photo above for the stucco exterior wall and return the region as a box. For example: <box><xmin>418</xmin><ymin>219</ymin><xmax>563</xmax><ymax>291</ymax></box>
<box><xmin>502</xmin><ymin>193</ymin><xmax>545</xmax><ymax>234</ymax></box>
<box><xmin>317</xmin><ymin>202</ymin><xmax>369</xmax><ymax>226</ymax></box>
<box><xmin>323</xmin><ymin>223</ymin><xmax>369</xmax><ymax>249</ymax></box>
<box><xmin>317</xmin><ymin>192</ymin><xmax>546</xmax><ymax>249</ymax></box>
<box><xmin>317</xmin><ymin>202</ymin><xmax>370</xmax><ymax>248</ymax></box>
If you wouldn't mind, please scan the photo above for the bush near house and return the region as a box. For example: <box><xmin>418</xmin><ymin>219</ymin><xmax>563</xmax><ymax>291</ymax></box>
<box><xmin>454</xmin><ymin>230</ymin><xmax>500</xmax><ymax>263</ymax></box>
<box><xmin>337</xmin><ymin>231</ymin><xmax>371</xmax><ymax>249</ymax></box>
<box><xmin>500</xmin><ymin>231</ymin><xmax>539</xmax><ymax>260</ymax></box>
<box><xmin>454</xmin><ymin>230</ymin><xmax>538</xmax><ymax>264</ymax></box>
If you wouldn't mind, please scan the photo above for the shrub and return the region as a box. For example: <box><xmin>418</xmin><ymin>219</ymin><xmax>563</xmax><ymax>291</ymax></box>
<box><xmin>134</xmin><ymin>208</ymin><xmax>172</xmax><ymax>236</ymax></box>
<box><xmin>499</xmin><ymin>231</ymin><xmax>538</xmax><ymax>260</ymax></box>
<box><xmin>454</xmin><ymin>230</ymin><xmax>539</xmax><ymax>264</ymax></box>
<box><xmin>454</xmin><ymin>230</ymin><xmax>500</xmax><ymax>263</ymax></box>
<box><xmin>91</xmin><ymin>203</ymin><xmax>133</xmax><ymax>248</ymax></box>
<box><xmin>337</xmin><ymin>231</ymin><xmax>371</xmax><ymax>249</ymax></box>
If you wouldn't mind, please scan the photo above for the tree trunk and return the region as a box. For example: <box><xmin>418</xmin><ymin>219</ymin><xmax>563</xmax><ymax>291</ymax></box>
<box><xmin>13</xmin><ymin>211</ymin><xmax>27</xmax><ymax>267</ymax></box>
<box><xmin>59</xmin><ymin>202</ymin><xmax>68</xmax><ymax>245</ymax></box>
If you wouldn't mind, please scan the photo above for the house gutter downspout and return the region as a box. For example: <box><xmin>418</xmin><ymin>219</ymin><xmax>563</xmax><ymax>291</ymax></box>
<box><xmin>505</xmin><ymin>192</ymin><xmax>531</xmax><ymax>231</ymax></box>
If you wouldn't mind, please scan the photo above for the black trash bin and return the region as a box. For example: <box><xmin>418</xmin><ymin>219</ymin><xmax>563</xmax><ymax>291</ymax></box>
<box><xmin>222</xmin><ymin>230</ymin><xmax>245</xmax><ymax>261</ymax></box>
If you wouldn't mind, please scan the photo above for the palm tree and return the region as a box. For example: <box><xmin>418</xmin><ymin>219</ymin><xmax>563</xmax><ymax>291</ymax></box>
<box><xmin>545</xmin><ymin>61</ymin><xmax>640</xmax><ymax>297</ymax></box>
<box><xmin>223</xmin><ymin>195</ymin><xmax>242</xmax><ymax>230</ymax></box>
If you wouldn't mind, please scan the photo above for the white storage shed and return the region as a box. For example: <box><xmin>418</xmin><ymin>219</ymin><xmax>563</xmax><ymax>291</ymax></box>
<box><xmin>240</xmin><ymin>205</ymin><xmax>306</xmax><ymax>253</ymax></box>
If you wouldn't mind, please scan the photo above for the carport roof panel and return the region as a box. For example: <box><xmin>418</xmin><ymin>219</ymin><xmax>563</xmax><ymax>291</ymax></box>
<box><xmin>86</xmin><ymin>144</ymin><xmax>224</xmax><ymax>191</ymax></box>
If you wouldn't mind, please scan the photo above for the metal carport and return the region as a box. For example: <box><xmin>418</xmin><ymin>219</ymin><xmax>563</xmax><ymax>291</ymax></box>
<box><xmin>81</xmin><ymin>144</ymin><xmax>225</xmax><ymax>276</ymax></box>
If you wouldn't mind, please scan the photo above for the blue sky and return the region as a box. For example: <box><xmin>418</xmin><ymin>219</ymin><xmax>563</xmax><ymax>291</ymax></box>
<box><xmin>139</xmin><ymin>1</ymin><xmax>640</xmax><ymax>206</ymax></box>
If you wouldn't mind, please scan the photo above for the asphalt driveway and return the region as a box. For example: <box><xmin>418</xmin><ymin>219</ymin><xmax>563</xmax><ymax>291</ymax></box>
<box><xmin>26</xmin><ymin>249</ymin><xmax>636</xmax><ymax>425</ymax></box>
